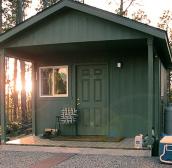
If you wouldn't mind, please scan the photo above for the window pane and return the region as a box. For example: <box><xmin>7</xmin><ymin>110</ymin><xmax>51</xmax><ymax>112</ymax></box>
<box><xmin>54</xmin><ymin>67</ymin><xmax>68</xmax><ymax>95</ymax></box>
<box><xmin>40</xmin><ymin>68</ymin><xmax>53</xmax><ymax>96</ymax></box>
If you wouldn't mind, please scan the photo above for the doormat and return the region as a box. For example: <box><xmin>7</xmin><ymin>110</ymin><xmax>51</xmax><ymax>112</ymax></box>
<box><xmin>51</xmin><ymin>136</ymin><xmax>124</xmax><ymax>142</ymax></box>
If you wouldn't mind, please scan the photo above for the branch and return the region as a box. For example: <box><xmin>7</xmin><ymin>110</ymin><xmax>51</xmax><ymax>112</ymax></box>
<box><xmin>124</xmin><ymin>0</ymin><xmax>136</xmax><ymax>13</ymax></box>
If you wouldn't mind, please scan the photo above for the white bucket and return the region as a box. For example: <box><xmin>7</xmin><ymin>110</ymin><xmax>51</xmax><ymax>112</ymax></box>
<box><xmin>135</xmin><ymin>134</ymin><xmax>143</xmax><ymax>148</ymax></box>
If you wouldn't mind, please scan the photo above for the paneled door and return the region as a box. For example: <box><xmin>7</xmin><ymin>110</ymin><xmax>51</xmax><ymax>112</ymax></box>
<box><xmin>76</xmin><ymin>65</ymin><xmax>108</xmax><ymax>135</ymax></box>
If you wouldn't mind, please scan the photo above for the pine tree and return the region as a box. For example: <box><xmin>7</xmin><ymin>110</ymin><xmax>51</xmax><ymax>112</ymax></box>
<box><xmin>0</xmin><ymin>0</ymin><xmax>31</xmax><ymax>32</ymax></box>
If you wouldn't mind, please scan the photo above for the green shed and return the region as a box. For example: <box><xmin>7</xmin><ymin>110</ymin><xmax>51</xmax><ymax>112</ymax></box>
<box><xmin>0</xmin><ymin>0</ymin><xmax>172</xmax><ymax>145</ymax></box>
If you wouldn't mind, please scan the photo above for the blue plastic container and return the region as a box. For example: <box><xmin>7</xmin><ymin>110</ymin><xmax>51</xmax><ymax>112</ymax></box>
<box><xmin>159</xmin><ymin>136</ymin><xmax>172</xmax><ymax>164</ymax></box>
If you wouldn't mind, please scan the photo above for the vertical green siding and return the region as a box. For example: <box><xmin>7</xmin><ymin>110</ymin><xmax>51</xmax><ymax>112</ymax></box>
<box><xmin>34</xmin><ymin>45</ymin><xmax>149</xmax><ymax>137</ymax></box>
<box><xmin>6</xmin><ymin>10</ymin><xmax>147</xmax><ymax>48</ymax></box>
<box><xmin>159</xmin><ymin>62</ymin><xmax>169</xmax><ymax>133</ymax></box>
<box><xmin>109</xmin><ymin>50</ymin><xmax>148</xmax><ymax>137</ymax></box>
<box><xmin>35</xmin><ymin>53</ymin><xmax>109</xmax><ymax>135</ymax></box>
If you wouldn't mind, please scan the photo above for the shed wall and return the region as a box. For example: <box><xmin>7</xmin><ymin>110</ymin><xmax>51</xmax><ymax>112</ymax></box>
<box><xmin>35</xmin><ymin>49</ymin><xmax>148</xmax><ymax>137</ymax></box>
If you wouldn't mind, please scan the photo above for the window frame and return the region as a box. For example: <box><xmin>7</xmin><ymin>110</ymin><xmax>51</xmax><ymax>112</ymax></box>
<box><xmin>39</xmin><ymin>65</ymin><xmax>68</xmax><ymax>97</ymax></box>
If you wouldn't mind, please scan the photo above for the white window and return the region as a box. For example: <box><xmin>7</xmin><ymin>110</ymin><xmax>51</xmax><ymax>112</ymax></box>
<box><xmin>39</xmin><ymin>66</ymin><xmax>68</xmax><ymax>97</ymax></box>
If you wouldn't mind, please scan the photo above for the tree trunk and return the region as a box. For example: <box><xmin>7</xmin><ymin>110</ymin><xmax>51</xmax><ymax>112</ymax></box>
<box><xmin>16</xmin><ymin>0</ymin><xmax>23</xmax><ymax>24</ymax></box>
<box><xmin>0</xmin><ymin>0</ymin><xmax>2</xmax><ymax>33</ymax></box>
<box><xmin>20</xmin><ymin>60</ymin><xmax>27</xmax><ymax>124</ymax></box>
<box><xmin>13</xmin><ymin>59</ymin><xmax>18</xmax><ymax>121</ymax></box>
<box><xmin>5</xmin><ymin>57</ymin><xmax>9</xmax><ymax>122</ymax></box>
<box><xmin>119</xmin><ymin>0</ymin><xmax>124</xmax><ymax>16</ymax></box>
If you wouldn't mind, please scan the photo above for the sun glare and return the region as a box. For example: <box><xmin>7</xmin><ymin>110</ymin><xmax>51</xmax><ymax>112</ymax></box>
<box><xmin>6</xmin><ymin>58</ymin><xmax>32</xmax><ymax>94</ymax></box>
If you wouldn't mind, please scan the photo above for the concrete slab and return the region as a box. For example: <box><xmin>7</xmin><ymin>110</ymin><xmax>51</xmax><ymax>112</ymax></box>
<box><xmin>5</xmin><ymin>135</ymin><xmax>151</xmax><ymax>157</ymax></box>
<box><xmin>0</xmin><ymin>144</ymin><xmax>151</xmax><ymax>157</ymax></box>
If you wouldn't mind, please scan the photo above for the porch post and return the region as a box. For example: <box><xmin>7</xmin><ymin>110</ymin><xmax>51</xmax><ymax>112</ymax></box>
<box><xmin>0</xmin><ymin>49</ymin><xmax>6</xmax><ymax>143</ymax></box>
<box><xmin>154</xmin><ymin>56</ymin><xmax>160</xmax><ymax>139</ymax></box>
<box><xmin>147</xmin><ymin>38</ymin><xmax>154</xmax><ymax>146</ymax></box>
<box><xmin>32</xmin><ymin>63</ymin><xmax>36</xmax><ymax>135</ymax></box>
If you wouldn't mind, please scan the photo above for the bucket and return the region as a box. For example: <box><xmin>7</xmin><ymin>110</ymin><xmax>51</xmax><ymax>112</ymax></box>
<box><xmin>134</xmin><ymin>134</ymin><xmax>143</xmax><ymax>148</ymax></box>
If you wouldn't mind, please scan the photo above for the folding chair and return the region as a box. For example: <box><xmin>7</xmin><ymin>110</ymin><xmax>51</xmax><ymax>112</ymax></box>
<box><xmin>55</xmin><ymin>107</ymin><xmax>78</xmax><ymax>135</ymax></box>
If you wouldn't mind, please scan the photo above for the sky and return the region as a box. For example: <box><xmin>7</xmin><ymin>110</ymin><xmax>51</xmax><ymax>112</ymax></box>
<box><xmin>29</xmin><ymin>0</ymin><xmax>172</xmax><ymax>27</ymax></box>
<box><xmin>84</xmin><ymin>0</ymin><xmax>172</xmax><ymax>26</ymax></box>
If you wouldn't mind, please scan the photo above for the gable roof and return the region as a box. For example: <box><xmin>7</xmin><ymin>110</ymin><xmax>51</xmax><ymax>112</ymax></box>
<box><xmin>0</xmin><ymin>0</ymin><xmax>171</xmax><ymax>66</ymax></box>
<box><xmin>0</xmin><ymin>0</ymin><xmax>168</xmax><ymax>41</ymax></box>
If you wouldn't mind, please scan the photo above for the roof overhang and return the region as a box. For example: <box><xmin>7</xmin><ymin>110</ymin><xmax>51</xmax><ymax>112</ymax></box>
<box><xmin>0</xmin><ymin>0</ymin><xmax>171</xmax><ymax>66</ymax></box>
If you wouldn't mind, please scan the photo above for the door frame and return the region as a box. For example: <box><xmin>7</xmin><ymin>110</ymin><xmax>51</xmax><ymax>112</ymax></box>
<box><xmin>74</xmin><ymin>63</ymin><xmax>110</xmax><ymax>136</ymax></box>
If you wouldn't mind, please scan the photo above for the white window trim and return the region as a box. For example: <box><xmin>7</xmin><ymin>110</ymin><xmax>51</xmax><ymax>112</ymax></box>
<box><xmin>39</xmin><ymin>65</ymin><xmax>68</xmax><ymax>97</ymax></box>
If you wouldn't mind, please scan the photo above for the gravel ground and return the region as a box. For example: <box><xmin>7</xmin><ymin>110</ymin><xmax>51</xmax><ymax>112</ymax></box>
<box><xmin>54</xmin><ymin>154</ymin><xmax>172</xmax><ymax>168</ymax></box>
<box><xmin>0</xmin><ymin>151</ymin><xmax>56</xmax><ymax>168</ymax></box>
<box><xmin>0</xmin><ymin>149</ymin><xmax>171</xmax><ymax>168</ymax></box>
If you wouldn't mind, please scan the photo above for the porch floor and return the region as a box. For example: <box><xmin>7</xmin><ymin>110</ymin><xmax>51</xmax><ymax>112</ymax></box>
<box><xmin>6</xmin><ymin>135</ymin><xmax>148</xmax><ymax>149</ymax></box>
<box><xmin>5</xmin><ymin>135</ymin><xmax>151</xmax><ymax>156</ymax></box>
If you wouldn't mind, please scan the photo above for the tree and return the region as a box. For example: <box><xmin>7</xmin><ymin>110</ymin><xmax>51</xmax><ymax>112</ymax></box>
<box><xmin>12</xmin><ymin>59</ymin><xmax>18</xmax><ymax>121</ymax></box>
<box><xmin>37</xmin><ymin>0</ymin><xmax>84</xmax><ymax>12</ymax></box>
<box><xmin>16</xmin><ymin>0</ymin><xmax>23</xmax><ymax>24</ymax></box>
<box><xmin>107</xmin><ymin>0</ymin><xmax>141</xmax><ymax>16</ymax></box>
<box><xmin>37</xmin><ymin>0</ymin><xmax>60</xmax><ymax>11</ymax></box>
<box><xmin>20</xmin><ymin>61</ymin><xmax>27</xmax><ymax>123</ymax></box>
<box><xmin>2</xmin><ymin>1</ymin><xmax>32</xmax><ymax>135</ymax></box>
<box><xmin>0</xmin><ymin>0</ymin><xmax>2</xmax><ymax>33</ymax></box>
<box><xmin>107</xmin><ymin>0</ymin><xmax>150</xmax><ymax>24</ymax></box>
<box><xmin>0</xmin><ymin>0</ymin><xmax>31</xmax><ymax>32</ymax></box>
<box><xmin>132</xmin><ymin>9</ymin><xmax>150</xmax><ymax>24</ymax></box>
<box><xmin>157</xmin><ymin>10</ymin><xmax>172</xmax><ymax>45</ymax></box>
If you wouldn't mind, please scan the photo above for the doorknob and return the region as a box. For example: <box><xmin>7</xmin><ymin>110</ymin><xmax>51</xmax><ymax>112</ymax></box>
<box><xmin>77</xmin><ymin>98</ymin><xmax>80</xmax><ymax>106</ymax></box>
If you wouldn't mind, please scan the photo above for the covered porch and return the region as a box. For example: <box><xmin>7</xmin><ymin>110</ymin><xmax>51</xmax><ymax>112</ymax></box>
<box><xmin>1</xmin><ymin>38</ymin><xmax>155</xmax><ymax>143</ymax></box>
<box><xmin>0</xmin><ymin>0</ymin><xmax>171</xmax><ymax>150</ymax></box>
<box><xmin>6</xmin><ymin>135</ymin><xmax>135</xmax><ymax>149</ymax></box>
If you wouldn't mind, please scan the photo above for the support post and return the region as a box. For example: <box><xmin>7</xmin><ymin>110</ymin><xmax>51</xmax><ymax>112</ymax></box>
<box><xmin>154</xmin><ymin>56</ymin><xmax>160</xmax><ymax>139</ymax></box>
<box><xmin>147</xmin><ymin>38</ymin><xmax>154</xmax><ymax>146</ymax></box>
<box><xmin>0</xmin><ymin>49</ymin><xmax>6</xmax><ymax>143</ymax></box>
<box><xmin>32</xmin><ymin>62</ymin><xmax>36</xmax><ymax>135</ymax></box>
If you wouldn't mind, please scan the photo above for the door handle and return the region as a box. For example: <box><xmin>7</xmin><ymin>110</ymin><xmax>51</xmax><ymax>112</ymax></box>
<box><xmin>77</xmin><ymin>98</ymin><xmax>80</xmax><ymax>106</ymax></box>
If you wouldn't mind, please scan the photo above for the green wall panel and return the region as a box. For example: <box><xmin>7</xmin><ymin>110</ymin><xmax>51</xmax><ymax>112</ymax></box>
<box><xmin>109</xmin><ymin>50</ymin><xmax>148</xmax><ymax>137</ymax></box>
<box><xmin>6</xmin><ymin>9</ymin><xmax>147</xmax><ymax>48</ymax></box>
<box><xmin>34</xmin><ymin>46</ymin><xmax>149</xmax><ymax>137</ymax></box>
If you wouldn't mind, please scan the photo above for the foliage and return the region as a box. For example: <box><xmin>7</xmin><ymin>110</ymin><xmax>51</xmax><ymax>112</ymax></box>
<box><xmin>132</xmin><ymin>9</ymin><xmax>150</xmax><ymax>24</ymax></box>
<box><xmin>107</xmin><ymin>0</ymin><xmax>141</xmax><ymax>16</ymax></box>
<box><xmin>157</xmin><ymin>10</ymin><xmax>172</xmax><ymax>45</ymax></box>
<box><xmin>107</xmin><ymin>0</ymin><xmax>151</xmax><ymax>25</ymax></box>
<box><xmin>7</xmin><ymin>122</ymin><xmax>22</xmax><ymax>132</ymax></box>
<box><xmin>5</xmin><ymin>58</ymin><xmax>32</xmax><ymax>137</ymax></box>
<box><xmin>36</xmin><ymin>0</ymin><xmax>60</xmax><ymax>12</ymax></box>
<box><xmin>36</xmin><ymin>0</ymin><xmax>84</xmax><ymax>12</ymax></box>
<box><xmin>0</xmin><ymin>0</ymin><xmax>31</xmax><ymax>32</ymax></box>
